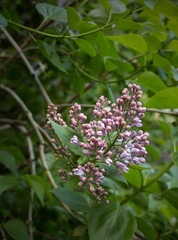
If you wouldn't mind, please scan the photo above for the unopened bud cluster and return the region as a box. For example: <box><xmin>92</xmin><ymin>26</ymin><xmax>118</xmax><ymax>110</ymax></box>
<box><xmin>47</xmin><ymin>84</ymin><xmax>149</xmax><ymax>204</ymax></box>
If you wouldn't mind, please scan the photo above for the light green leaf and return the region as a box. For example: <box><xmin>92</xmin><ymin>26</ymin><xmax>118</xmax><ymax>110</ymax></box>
<box><xmin>173</xmin><ymin>152</ymin><xmax>178</xmax><ymax>167</ymax></box>
<box><xmin>144</xmin><ymin>35</ymin><xmax>160</xmax><ymax>51</ymax></box>
<box><xmin>0</xmin><ymin>150</ymin><xmax>17</xmax><ymax>174</ymax></box>
<box><xmin>0</xmin><ymin>14</ymin><xmax>8</xmax><ymax>27</ymax></box>
<box><xmin>153</xmin><ymin>54</ymin><xmax>173</xmax><ymax>76</ymax></box>
<box><xmin>159</xmin><ymin>121</ymin><xmax>171</xmax><ymax>139</ymax></box>
<box><xmin>107</xmin><ymin>34</ymin><xmax>147</xmax><ymax>54</ymax></box>
<box><xmin>137</xmin><ymin>71</ymin><xmax>166</xmax><ymax>93</ymax></box>
<box><xmin>74</xmin><ymin>39</ymin><xmax>96</xmax><ymax>57</ymax></box>
<box><xmin>167</xmin><ymin>19</ymin><xmax>178</xmax><ymax>37</ymax></box>
<box><xmin>136</xmin><ymin>217</ymin><xmax>157</xmax><ymax>240</ymax></box>
<box><xmin>146</xmin><ymin>145</ymin><xmax>160</xmax><ymax>161</ymax></box>
<box><xmin>162</xmin><ymin>188</ymin><xmax>178</xmax><ymax>210</ymax></box>
<box><xmin>24</xmin><ymin>175</ymin><xmax>45</xmax><ymax>205</ymax></box>
<box><xmin>49</xmin><ymin>119</ymin><xmax>84</xmax><ymax>156</ymax></box>
<box><xmin>4</xmin><ymin>219</ymin><xmax>29</xmax><ymax>240</ymax></box>
<box><xmin>38</xmin><ymin>40</ymin><xmax>67</xmax><ymax>73</ymax></box>
<box><xmin>145</xmin><ymin>87</ymin><xmax>178</xmax><ymax>109</ymax></box>
<box><xmin>144</xmin><ymin>0</ymin><xmax>157</xmax><ymax>10</ymax></box>
<box><xmin>109</xmin><ymin>0</ymin><xmax>126</xmax><ymax>14</ymax></box>
<box><xmin>0</xmin><ymin>176</ymin><xmax>17</xmax><ymax>196</ymax></box>
<box><xmin>50</xmin><ymin>187</ymin><xmax>90</xmax><ymax>212</ymax></box>
<box><xmin>154</xmin><ymin>0</ymin><xmax>178</xmax><ymax>20</ymax></box>
<box><xmin>88</xmin><ymin>204</ymin><xmax>137</xmax><ymax>240</ymax></box>
<box><xmin>169</xmin><ymin>40</ymin><xmax>178</xmax><ymax>53</ymax></box>
<box><xmin>36</xmin><ymin>3</ymin><xmax>67</xmax><ymax>22</ymax></box>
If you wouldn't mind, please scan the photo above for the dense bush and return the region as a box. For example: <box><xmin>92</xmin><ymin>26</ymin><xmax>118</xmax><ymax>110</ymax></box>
<box><xmin>0</xmin><ymin>0</ymin><xmax>178</xmax><ymax>239</ymax></box>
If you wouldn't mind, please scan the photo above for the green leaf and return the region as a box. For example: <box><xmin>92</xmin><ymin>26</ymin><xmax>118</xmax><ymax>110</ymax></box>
<box><xmin>88</xmin><ymin>204</ymin><xmax>137</xmax><ymax>240</ymax></box>
<box><xmin>74</xmin><ymin>39</ymin><xmax>96</xmax><ymax>57</ymax></box>
<box><xmin>173</xmin><ymin>152</ymin><xmax>178</xmax><ymax>167</ymax></box>
<box><xmin>3</xmin><ymin>219</ymin><xmax>29</xmax><ymax>240</ymax></box>
<box><xmin>137</xmin><ymin>71</ymin><xmax>166</xmax><ymax>93</ymax></box>
<box><xmin>0</xmin><ymin>14</ymin><xmax>8</xmax><ymax>27</ymax></box>
<box><xmin>146</xmin><ymin>145</ymin><xmax>160</xmax><ymax>161</ymax></box>
<box><xmin>38</xmin><ymin>40</ymin><xmax>67</xmax><ymax>73</ymax></box>
<box><xmin>162</xmin><ymin>188</ymin><xmax>178</xmax><ymax>210</ymax></box>
<box><xmin>106</xmin><ymin>58</ymin><xmax>134</xmax><ymax>72</ymax></box>
<box><xmin>99</xmin><ymin>163</ymin><xmax>128</xmax><ymax>185</ymax></box>
<box><xmin>136</xmin><ymin>217</ymin><xmax>157</xmax><ymax>240</ymax></box>
<box><xmin>167</xmin><ymin>19</ymin><xmax>178</xmax><ymax>37</ymax></box>
<box><xmin>154</xmin><ymin>0</ymin><xmax>178</xmax><ymax>20</ymax></box>
<box><xmin>153</xmin><ymin>53</ymin><xmax>173</xmax><ymax>76</ymax></box>
<box><xmin>144</xmin><ymin>0</ymin><xmax>158</xmax><ymax>10</ymax></box>
<box><xmin>115</xmin><ymin>19</ymin><xmax>144</xmax><ymax>31</ymax></box>
<box><xmin>50</xmin><ymin>187</ymin><xmax>90</xmax><ymax>212</ymax></box>
<box><xmin>67</xmin><ymin>7</ymin><xmax>81</xmax><ymax>29</ymax></box>
<box><xmin>109</xmin><ymin>0</ymin><xmax>126</xmax><ymax>14</ymax></box>
<box><xmin>123</xmin><ymin>168</ymin><xmax>141</xmax><ymax>188</ymax></box>
<box><xmin>145</xmin><ymin>87</ymin><xmax>178</xmax><ymax>109</ymax></box>
<box><xmin>144</xmin><ymin>35</ymin><xmax>160</xmax><ymax>51</ymax></box>
<box><xmin>0</xmin><ymin>176</ymin><xmax>17</xmax><ymax>196</ymax></box>
<box><xmin>24</xmin><ymin>175</ymin><xmax>45</xmax><ymax>205</ymax></box>
<box><xmin>169</xmin><ymin>40</ymin><xmax>178</xmax><ymax>53</ymax></box>
<box><xmin>98</xmin><ymin>0</ymin><xmax>111</xmax><ymax>12</ymax></box>
<box><xmin>36</xmin><ymin>3</ymin><xmax>67</xmax><ymax>22</ymax></box>
<box><xmin>159</xmin><ymin>121</ymin><xmax>171</xmax><ymax>139</ymax></box>
<box><xmin>96</xmin><ymin>32</ymin><xmax>119</xmax><ymax>71</ymax></box>
<box><xmin>107</xmin><ymin>34</ymin><xmax>147</xmax><ymax>54</ymax></box>
<box><xmin>49</xmin><ymin>119</ymin><xmax>84</xmax><ymax>156</ymax></box>
<box><xmin>0</xmin><ymin>150</ymin><xmax>17</xmax><ymax>174</ymax></box>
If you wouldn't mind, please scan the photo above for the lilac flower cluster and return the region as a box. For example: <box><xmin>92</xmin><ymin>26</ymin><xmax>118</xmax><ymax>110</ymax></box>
<box><xmin>47</xmin><ymin>84</ymin><xmax>149</xmax><ymax>204</ymax></box>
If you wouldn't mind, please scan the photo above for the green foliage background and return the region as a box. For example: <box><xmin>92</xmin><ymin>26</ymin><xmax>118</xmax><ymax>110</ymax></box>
<box><xmin>0</xmin><ymin>0</ymin><xmax>178</xmax><ymax>239</ymax></box>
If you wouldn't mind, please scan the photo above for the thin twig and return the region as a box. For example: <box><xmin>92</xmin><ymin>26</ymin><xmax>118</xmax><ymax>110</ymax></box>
<box><xmin>135</xmin><ymin>231</ymin><xmax>147</xmax><ymax>240</ymax></box>
<box><xmin>0</xmin><ymin>227</ymin><xmax>6</xmax><ymax>240</ymax></box>
<box><xmin>0</xmin><ymin>124</ymin><xmax>11</xmax><ymax>131</ymax></box>
<box><xmin>0</xmin><ymin>26</ymin><xmax>51</xmax><ymax>105</ymax></box>
<box><xmin>0</xmin><ymin>84</ymin><xmax>81</xmax><ymax>223</ymax></box>
<box><xmin>147</xmin><ymin>108</ymin><xmax>178</xmax><ymax>116</ymax></box>
<box><xmin>35</xmin><ymin>230</ymin><xmax>57</xmax><ymax>240</ymax></box>
<box><xmin>0</xmin><ymin>118</ymin><xmax>27</xmax><ymax>125</ymax></box>
<box><xmin>17</xmin><ymin>126</ymin><xmax>36</xmax><ymax>240</ymax></box>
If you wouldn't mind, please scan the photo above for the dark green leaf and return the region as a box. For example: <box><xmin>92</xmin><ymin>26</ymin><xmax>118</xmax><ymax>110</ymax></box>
<box><xmin>159</xmin><ymin>121</ymin><xmax>171</xmax><ymax>139</ymax></box>
<box><xmin>137</xmin><ymin>71</ymin><xmax>166</xmax><ymax>93</ymax></box>
<box><xmin>67</xmin><ymin>7</ymin><xmax>81</xmax><ymax>29</ymax></box>
<box><xmin>173</xmin><ymin>152</ymin><xmax>178</xmax><ymax>167</ymax></box>
<box><xmin>88</xmin><ymin>204</ymin><xmax>137</xmax><ymax>240</ymax></box>
<box><xmin>115</xmin><ymin>19</ymin><xmax>144</xmax><ymax>30</ymax></box>
<box><xmin>109</xmin><ymin>0</ymin><xmax>126</xmax><ymax>14</ymax></box>
<box><xmin>144</xmin><ymin>35</ymin><xmax>160</xmax><ymax>51</ymax></box>
<box><xmin>136</xmin><ymin>217</ymin><xmax>157</xmax><ymax>240</ymax></box>
<box><xmin>106</xmin><ymin>58</ymin><xmax>134</xmax><ymax>72</ymax></box>
<box><xmin>36</xmin><ymin>3</ymin><xmax>67</xmax><ymax>22</ymax></box>
<box><xmin>24</xmin><ymin>175</ymin><xmax>45</xmax><ymax>205</ymax></box>
<box><xmin>74</xmin><ymin>39</ymin><xmax>96</xmax><ymax>57</ymax></box>
<box><xmin>98</xmin><ymin>0</ymin><xmax>111</xmax><ymax>12</ymax></box>
<box><xmin>154</xmin><ymin>0</ymin><xmax>178</xmax><ymax>20</ymax></box>
<box><xmin>0</xmin><ymin>14</ymin><xmax>8</xmax><ymax>27</ymax></box>
<box><xmin>146</xmin><ymin>145</ymin><xmax>160</xmax><ymax>161</ymax></box>
<box><xmin>167</xmin><ymin>19</ymin><xmax>178</xmax><ymax>37</ymax></box>
<box><xmin>0</xmin><ymin>176</ymin><xmax>17</xmax><ymax>196</ymax></box>
<box><xmin>107</xmin><ymin>34</ymin><xmax>147</xmax><ymax>54</ymax></box>
<box><xmin>50</xmin><ymin>187</ymin><xmax>90</xmax><ymax>212</ymax></box>
<box><xmin>49</xmin><ymin>119</ymin><xmax>84</xmax><ymax>156</ymax></box>
<box><xmin>3</xmin><ymin>219</ymin><xmax>29</xmax><ymax>240</ymax></box>
<box><xmin>38</xmin><ymin>40</ymin><xmax>67</xmax><ymax>73</ymax></box>
<box><xmin>145</xmin><ymin>87</ymin><xmax>178</xmax><ymax>109</ymax></box>
<box><xmin>162</xmin><ymin>188</ymin><xmax>178</xmax><ymax>210</ymax></box>
<box><xmin>0</xmin><ymin>150</ymin><xmax>17</xmax><ymax>174</ymax></box>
